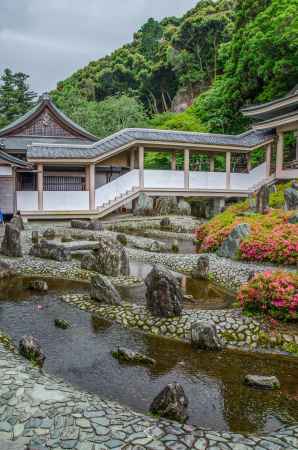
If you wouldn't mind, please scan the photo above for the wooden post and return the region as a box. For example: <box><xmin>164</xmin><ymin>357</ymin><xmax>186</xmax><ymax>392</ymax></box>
<box><xmin>85</xmin><ymin>165</ymin><xmax>90</xmax><ymax>191</ymax></box>
<box><xmin>171</xmin><ymin>151</ymin><xmax>177</xmax><ymax>170</ymax></box>
<box><xmin>139</xmin><ymin>146</ymin><xmax>144</xmax><ymax>188</ymax></box>
<box><xmin>209</xmin><ymin>155</ymin><xmax>215</xmax><ymax>172</ymax></box>
<box><xmin>130</xmin><ymin>149</ymin><xmax>135</xmax><ymax>170</ymax></box>
<box><xmin>247</xmin><ymin>153</ymin><xmax>252</xmax><ymax>173</ymax></box>
<box><xmin>226</xmin><ymin>152</ymin><xmax>231</xmax><ymax>189</ymax></box>
<box><xmin>37</xmin><ymin>163</ymin><xmax>43</xmax><ymax>211</ymax></box>
<box><xmin>265</xmin><ymin>143</ymin><xmax>272</xmax><ymax>177</ymax></box>
<box><xmin>184</xmin><ymin>149</ymin><xmax>190</xmax><ymax>190</ymax></box>
<box><xmin>295</xmin><ymin>131</ymin><xmax>298</xmax><ymax>161</ymax></box>
<box><xmin>276</xmin><ymin>132</ymin><xmax>284</xmax><ymax>175</ymax></box>
<box><xmin>89</xmin><ymin>163</ymin><xmax>95</xmax><ymax>210</ymax></box>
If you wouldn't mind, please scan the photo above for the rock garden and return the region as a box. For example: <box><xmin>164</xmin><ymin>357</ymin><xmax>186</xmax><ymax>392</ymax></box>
<box><xmin>0</xmin><ymin>192</ymin><xmax>298</xmax><ymax>449</ymax></box>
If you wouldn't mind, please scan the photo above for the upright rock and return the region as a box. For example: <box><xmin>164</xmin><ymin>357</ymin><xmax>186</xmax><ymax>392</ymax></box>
<box><xmin>191</xmin><ymin>321</ymin><xmax>223</xmax><ymax>351</ymax></box>
<box><xmin>90</xmin><ymin>274</ymin><xmax>122</xmax><ymax>305</ymax></box>
<box><xmin>149</xmin><ymin>383</ymin><xmax>189</xmax><ymax>423</ymax></box>
<box><xmin>81</xmin><ymin>253</ymin><xmax>98</xmax><ymax>271</ymax></box>
<box><xmin>160</xmin><ymin>217</ymin><xmax>171</xmax><ymax>229</ymax></box>
<box><xmin>10</xmin><ymin>213</ymin><xmax>24</xmax><ymax>231</ymax></box>
<box><xmin>19</xmin><ymin>336</ymin><xmax>45</xmax><ymax>367</ymax></box>
<box><xmin>95</xmin><ymin>237</ymin><xmax>130</xmax><ymax>276</ymax></box>
<box><xmin>88</xmin><ymin>219</ymin><xmax>103</xmax><ymax>231</ymax></box>
<box><xmin>284</xmin><ymin>181</ymin><xmax>298</xmax><ymax>211</ymax></box>
<box><xmin>32</xmin><ymin>231</ymin><xmax>39</xmax><ymax>245</ymax></box>
<box><xmin>133</xmin><ymin>193</ymin><xmax>154</xmax><ymax>216</ymax></box>
<box><xmin>71</xmin><ymin>220</ymin><xmax>90</xmax><ymax>230</ymax></box>
<box><xmin>256</xmin><ymin>185</ymin><xmax>270</xmax><ymax>214</ymax></box>
<box><xmin>43</xmin><ymin>228</ymin><xmax>56</xmax><ymax>240</ymax></box>
<box><xmin>177</xmin><ymin>199</ymin><xmax>191</xmax><ymax>216</ymax></box>
<box><xmin>0</xmin><ymin>261</ymin><xmax>15</xmax><ymax>279</ymax></box>
<box><xmin>155</xmin><ymin>197</ymin><xmax>178</xmax><ymax>215</ymax></box>
<box><xmin>145</xmin><ymin>265</ymin><xmax>183</xmax><ymax>317</ymax></box>
<box><xmin>1</xmin><ymin>223</ymin><xmax>22</xmax><ymax>257</ymax></box>
<box><xmin>191</xmin><ymin>255</ymin><xmax>209</xmax><ymax>280</ymax></box>
<box><xmin>217</xmin><ymin>223</ymin><xmax>250</xmax><ymax>259</ymax></box>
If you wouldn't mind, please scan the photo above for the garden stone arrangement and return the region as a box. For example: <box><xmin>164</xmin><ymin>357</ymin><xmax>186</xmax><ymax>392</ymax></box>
<box><xmin>0</xmin><ymin>212</ymin><xmax>297</xmax><ymax>449</ymax></box>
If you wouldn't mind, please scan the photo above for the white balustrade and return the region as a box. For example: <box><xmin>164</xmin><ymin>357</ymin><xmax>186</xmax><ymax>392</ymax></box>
<box><xmin>17</xmin><ymin>191</ymin><xmax>38</xmax><ymax>211</ymax></box>
<box><xmin>96</xmin><ymin>169</ymin><xmax>139</xmax><ymax>207</ymax></box>
<box><xmin>43</xmin><ymin>191</ymin><xmax>89</xmax><ymax>211</ymax></box>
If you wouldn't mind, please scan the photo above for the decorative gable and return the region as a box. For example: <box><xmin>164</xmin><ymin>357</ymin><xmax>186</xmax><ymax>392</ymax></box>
<box><xmin>11</xmin><ymin>108</ymin><xmax>78</xmax><ymax>138</ymax></box>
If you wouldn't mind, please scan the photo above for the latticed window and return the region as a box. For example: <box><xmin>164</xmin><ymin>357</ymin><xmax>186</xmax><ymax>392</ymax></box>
<box><xmin>44</xmin><ymin>176</ymin><xmax>86</xmax><ymax>191</ymax></box>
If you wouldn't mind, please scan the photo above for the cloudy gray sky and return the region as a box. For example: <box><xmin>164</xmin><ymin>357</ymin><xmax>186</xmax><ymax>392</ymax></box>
<box><xmin>0</xmin><ymin>0</ymin><xmax>198</xmax><ymax>94</ymax></box>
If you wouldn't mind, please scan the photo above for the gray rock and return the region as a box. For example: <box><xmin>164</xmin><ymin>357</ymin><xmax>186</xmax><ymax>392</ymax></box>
<box><xmin>19</xmin><ymin>336</ymin><xmax>45</xmax><ymax>367</ymax></box>
<box><xmin>94</xmin><ymin>237</ymin><xmax>130</xmax><ymax>277</ymax></box>
<box><xmin>1</xmin><ymin>223</ymin><xmax>22</xmax><ymax>257</ymax></box>
<box><xmin>31</xmin><ymin>231</ymin><xmax>39</xmax><ymax>245</ymax></box>
<box><xmin>61</xmin><ymin>233</ymin><xmax>72</xmax><ymax>242</ymax></box>
<box><xmin>145</xmin><ymin>265</ymin><xmax>183</xmax><ymax>318</ymax></box>
<box><xmin>117</xmin><ymin>234</ymin><xmax>128</xmax><ymax>246</ymax></box>
<box><xmin>256</xmin><ymin>184</ymin><xmax>270</xmax><ymax>214</ymax></box>
<box><xmin>89</xmin><ymin>219</ymin><xmax>103</xmax><ymax>231</ymax></box>
<box><xmin>191</xmin><ymin>321</ymin><xmax>223</xmax><ymax>351</ymax></box>
<box><xmin>10</xmin><ymin>214</ymin><xmax>24</xmax><ymax>231</ymax></box>
<box><xmin>217</xmin><ymin>223</ymin><xmax>250</xmax><ymax>259</ymax></box>
<box><xmin>43</xmin><ymin>228</ymin><xmax>56</xmax><ymax>240</ymax></box>
<box><xmin>30</xmin><ymin>240</ymin><xmax>71</xmax><ymax>262</ymax></box>
<box><xmin>191</xmin><ymin>255</ymin><xmax>209</xmax><ymax>280</ymax></box>
<box><xmin>90</xmin><ymin>274</ymin><xmax>122</xmax><ymax>305</ymax></box>
<box><xmin>284</xmin><ymin>181</ymin><xmax>298</xmax><ymax>211</ymax></box>
<box><xmin>171</xmin><ymin>239</ymin><xmax>179</xmax><ymax>253</ymax></box>
<box><xmin>133</xmin><ymin>193</ymin><xmax>154</xmax><ymax>216</ymax></box>
<box><xmin>177</xmin><ymin>200</ymin><xmax>191</xmax><ymax>216</ymax></box>
<box><xmin>149</xmin><ymin>383</ymin><xmax>188</xmax><ymax>423</ymax></box>
<box><xmin>29</xmin><ymin>280</ymin><xmax>48</xmax><ymax>292</ymax></box>
<box><xmin>81</xmin><ymin>253</ymin><xmax>97</xmax><ymax>271</ymax></box>
<box><xmin>54</xmin><ymin>318</ymin><xmax>72</xmax><ymax>329</ymax></box>
<box><xmin>244</xmin><ymin>375</ymin><xmax>280</xmax><ymax>389</ymax></box>
<box><xmin>0</xmin><ymin>260</ymin><xmax>15</xmax><ymax>279</ymax></box>
<box><xmin>71</xmin><ymin>220</ymin><xmax>90</xmax><ymax>230</ymax></box>
<box><xmin>155</xmin><ymin>197</ymin><xmax>178</xmax><ymax>215</ymax></box>
<box><xmin>289</xmin><ymin>213</ymin><xmax>298</xmax><ymax>224</ymax></box>
<box><xmin>112</xmin><ymin>347</ymin><xmax>155</xmax><ymax>365</ymax></box>
<box><xmin>160</xmin><ymin>217</ymin><xmax>171</xmax><ymax>229</ymax></box>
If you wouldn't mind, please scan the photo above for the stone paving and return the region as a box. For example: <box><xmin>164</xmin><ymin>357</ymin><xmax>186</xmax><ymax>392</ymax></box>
<box><xmin>0</xmin><ymin>343</ymin><xmax>298</xmax><ymax>450</ymax></box>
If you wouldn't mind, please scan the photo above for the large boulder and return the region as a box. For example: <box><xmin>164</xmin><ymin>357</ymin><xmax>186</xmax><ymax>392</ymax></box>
<box><xmin>81</xmin><ymin>253</ymin><xmax>98</xmax><ymax>271</ymax></box>
<box><xmin>244</xmin><ymin>375</ymin><xmax>280</xmax><ymax>390</ymax></box>
<box><xmin>155</xmin><ymin>197</ymin><xmax>178</xmax><ymax>216</ymax></box>
<box><xmin>191</xmin><ymin>321</ymin><xmax>223</xmax><ymax>351</ymax></box>
<box><xmin>284</xmin><ymin>181</ymin><xmax>298</xmax><ymax>211</ymax></box>
<box><xmin>1</xmin><ymin>223</ymin><xmax>22</xmax><ymax>257</ymax></box>
<box><xmin>133</xmin><ymin>193</ymin><xmax>154</xmax><ymax>216</ymax></box>
<box><xmin>256</xmin><ymin>185</ymin><xmax>270</xmax><ymax>214</ymax></box>
<box><xmin>19</xmin><ymin>336</ymin><xmax>45</xmax><ymax>367</ymax></box>
<box><xmin>71</xmin><ymin>220</ymin><xmax>90</xmax><ymax>230</ymax></box>
<box><xmin>145</xmin><ymin>265</ymin><xmax>183</xmax><ymax>318</ymax></box>
<box><xmin>217</xmin><ymin>223</ymin><xmax>250</xmax><ymax>259</ymax></box>
<box><xmin>90</xmin><ymin>274</ymin><xmax>122</xmax><ymax>305</ymax></box>
<box><xmin>43</xmin><ymin>228</ymin><xmax>56</xmax><ymax>240</ymax></box>
<box><xmin>112</xmin><ymin>347</ymin><xmax>155</xmax><ymax>366</ymax></box>
<box><xmin>0</xmin><ymin>261</ymin><xmax>15</xmax><ymax>279</ymax></box>
<box><xmin>191</xmin><ymin>255</ymin><xmax>209</xmax><ymax>280</ymax></box>
<box><xmin>10</xmin><ymin>214</ymin><xmax>24</xmax><ymax>231</ymax></box>
<box><xmin>30</xmin><ymin>240</ymin><xmax>71</xmax><ymax>262</ymax></box>
<box><xmin>149</xmin><ymin>383</ymin><xmax>189</xmax><ymax>423</ymax></box>
<box><xmin>177</xmin><ymin>199</ymin><xmax>191</xmax><ymax>216</ymax></box>
<box><xmin>95</xmin><ymin>237</ymin><xmax>130</xmax><ymax>277</ymax></box>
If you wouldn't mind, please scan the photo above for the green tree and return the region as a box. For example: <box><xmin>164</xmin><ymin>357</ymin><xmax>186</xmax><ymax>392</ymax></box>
<box><xmin>0</xmin><ymin>68</ymin><xmax>37</xmax><ymax>128</ymax></box>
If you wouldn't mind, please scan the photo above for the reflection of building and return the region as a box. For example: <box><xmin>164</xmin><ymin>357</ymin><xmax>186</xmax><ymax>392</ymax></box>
<box><xmin>0</xmin><ymin>89</ymin><xmax>297</xmax><ymax>218</ymax></box>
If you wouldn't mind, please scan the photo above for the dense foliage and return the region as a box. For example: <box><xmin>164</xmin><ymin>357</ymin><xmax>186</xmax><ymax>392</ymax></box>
<box><xmin>196</xmin><ymin>200</ymin><xmax>298</xmax><ymax>265</ymax></box>
<box><xmin>0</xmin><ymin>69</ymin><xmax>37</xmax><ymax>129</ymax></box>
<box><xmin>238</xmin><ymin>271</ymin><xmax>298</xmax><ymax>321</ymax></box>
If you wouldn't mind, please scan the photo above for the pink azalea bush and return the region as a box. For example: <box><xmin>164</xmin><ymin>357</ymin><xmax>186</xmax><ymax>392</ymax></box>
<box><xmin>237</xmin><ymin>271</ymin><xmax>298</xmax><ymax>321</ymax></box>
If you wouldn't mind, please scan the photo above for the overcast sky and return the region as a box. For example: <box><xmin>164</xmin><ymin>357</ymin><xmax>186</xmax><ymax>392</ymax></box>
<box><xmin>0</xmin><ymin>0</ymin><xmax>198</xmax><ymax>94</ymax></box>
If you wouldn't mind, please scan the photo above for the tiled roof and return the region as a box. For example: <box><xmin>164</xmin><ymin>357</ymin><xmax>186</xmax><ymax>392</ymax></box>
<box><xmin>0</xmin><ymin>136</ymin><xmax>93</xmax><ymax>152</ymax></box>
<box><xmin>0</xmin><ymin>149</ymin><xmax>32</xmax><ymax>167</ymax></box>
<box><xmin>27</xmin><ymin>128</ymin><xmax>275</xmax><ymax>160</ymax></box>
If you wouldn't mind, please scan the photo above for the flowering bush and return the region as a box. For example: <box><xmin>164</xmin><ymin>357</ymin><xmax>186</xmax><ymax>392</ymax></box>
<box><xmin>238</xmin><ymin>271</ymin><xmax>298</xmax><ymax>321</ymax></box>
<box><xmin>196</xmin><ymin>201</ymin><xmax>298</xmax><ymax>265</ymax></box>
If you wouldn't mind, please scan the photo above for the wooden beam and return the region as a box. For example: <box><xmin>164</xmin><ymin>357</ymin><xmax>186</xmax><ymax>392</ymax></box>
<box><xmin>139</xmin><ymin>146</ymin><xmax>144</xmax><ymax>188</ymax></box>
<box><xmin>37</xmin><ymin>164</ymin><xmax>43</xmax><ymax>211</ymax></box>
<box><xmin>226</xmin><ymin>152</ymin><xmax>231</xmax><ymax>189</ymax></box>
<box><xmin>184</xmin><ymin>149</ymin><xmax>190</xmax><ymax>190</ymax></box>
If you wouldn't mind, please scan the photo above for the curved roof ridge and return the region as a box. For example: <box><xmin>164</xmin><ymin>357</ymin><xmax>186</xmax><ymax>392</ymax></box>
<box><xmin>123</xmin><ymin>127</ymin><xmax>261</xmax><ymax>140</ymax></box>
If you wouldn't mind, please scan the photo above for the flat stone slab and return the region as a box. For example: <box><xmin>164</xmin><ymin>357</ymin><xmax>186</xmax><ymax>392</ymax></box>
<box><xmin>28</xmin><ymin>384</ymin><xmax>70</xmax><ymax>402</ymax></box>
<box><xmin>244</xmin><ymin>375</ymin><xmax>280</xmax><ymax>389</ymax></box>
<box><xmin>44</xmin><ymin>240</ymin><xmax>99</xmax><ymax>251</ymax></box>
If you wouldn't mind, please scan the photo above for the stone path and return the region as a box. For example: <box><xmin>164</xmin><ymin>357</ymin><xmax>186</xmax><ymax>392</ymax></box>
<box><xmin>0</xmin><ymin>343</ymin><xmax>298</xmax><ymax>450</ymax></box>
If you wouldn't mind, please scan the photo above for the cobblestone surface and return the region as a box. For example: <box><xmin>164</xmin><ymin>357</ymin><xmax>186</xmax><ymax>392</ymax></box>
<box><xmin>0</xmin><ymin>343</ymin><xmax>297</xmax><ymax>449</ymax></box>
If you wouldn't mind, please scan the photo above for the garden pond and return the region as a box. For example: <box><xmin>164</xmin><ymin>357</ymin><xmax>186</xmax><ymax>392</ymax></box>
<box><xmin>0</xmin><ymin>277</ymin><xmax>297</xmax><ymax>434</ymax></box>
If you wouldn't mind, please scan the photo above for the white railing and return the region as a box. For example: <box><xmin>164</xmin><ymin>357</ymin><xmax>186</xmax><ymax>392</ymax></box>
<box><xmin>96</xmin><ymin>169</ymin><xmax>139</xmax><ymax>208</ymax></box>
<box><xmin>144</xmin><ymin>170</ymin><xmax>185</xmax><ymax>189</ymax></box>
<box><xmin>43</xmin><ymin>191</ymin><xmax>89</xmax><ymax>211</ymax></box>
<box><xmin>17</xmin><ymin>191</ymin><xmax>38</xmax><ymax>211</ymax></box>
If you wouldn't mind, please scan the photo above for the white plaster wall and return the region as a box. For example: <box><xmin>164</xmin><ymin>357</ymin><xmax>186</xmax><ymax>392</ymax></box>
<box><xmin>144</xmin><ymin>170</ymin><xmax>184</xmax><ymax>189</ymax></box>
<box><xmin>17</xmin><ymin>191</ymin><xmax>38</xmax><ymax>211</ymax></box>
<box><xmin>0</xmin><ymin>166</ymin><xmax>12</xmax><ymax>176</ymax></box>
<box><xmin>43</xmin><ymin>191</ymin><xmax>89</xmax><ymax>211</ymax></box>
<box><xmin>96</xmin><ymin>170</ymin><xmax>139</xmax><ymax>207</ymax></box>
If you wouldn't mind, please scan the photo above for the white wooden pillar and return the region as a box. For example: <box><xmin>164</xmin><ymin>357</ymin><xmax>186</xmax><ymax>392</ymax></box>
<box><xmin>226</xmin><ymin>152</ymin><xmax>231</xmax><ymax>189</ymax></box>
<box><xmin>171</xmin><ymin>152</ymin><xmax>177</xmax><ymax>170</ymax></box>
<box><xmin>209</xmin><ymin>155</ymin><xmax>215</xmax><ymax>172</ymax></box>
<box><xmin>85</xmin><ymin>165</ymin><xmax>90</xmax><ymax>191</ymax></box>
<box><xmin>89</xmin><ymin>163</ymin><xmax>95</xmax><ymax>210</ymax></box>
<box><xmin>184</xmin><ymin>149</ymin><xmax>190</xmax><ymax>190</ymax></box>
<box><xmin>130</xmin><ymin>149</ymin><xmax>135</xmax><ymax>170</ymax></box>
<box><xmin>295</xmin><ymin>131</ymin><xmax>298</xmax><ymax>161</ymax></box>
<box><xmin>139</xmin><ymin>146</ymin><xmax>144</xmax><ymax>188</ymax></box>
<box><xmin>37</xmin><ymin>164</ymin><xmax>43</xmax><ymax>211</ymax></box>
<box><xmin>276</xmin><ymin>132</ymin><xmax>284</xmax><ymax>175</ymax></box>
<box><xmin>247</xmin><ymin>153</ymin><xmax>252</xmax><ymax>173</ymax></box>
<box><xmin>265</xmin><ymin>143</ymin><xmax>272</xmax><ymax>177</ymax></box>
